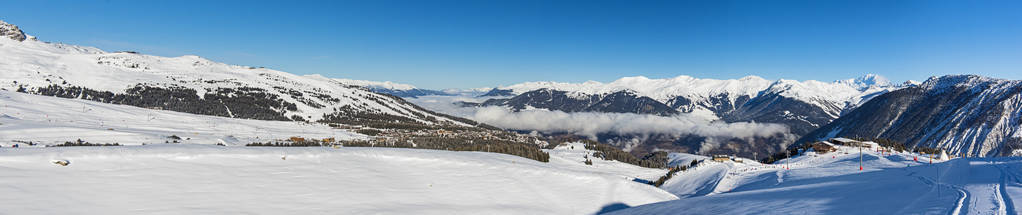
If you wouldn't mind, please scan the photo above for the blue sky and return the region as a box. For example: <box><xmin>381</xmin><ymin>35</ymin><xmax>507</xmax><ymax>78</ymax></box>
<box><xmin>2</xmin><ymin>0</ymin><xmax>1021</xmax><ymax>89</ymax></box>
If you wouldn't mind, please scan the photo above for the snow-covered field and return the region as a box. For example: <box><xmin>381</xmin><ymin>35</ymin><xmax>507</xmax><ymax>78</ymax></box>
<box><xmin>6</xmin><ymin>90</ymin><xmax>1022</xmax><ymax>214</ymax></box>
<box><xmin>0</xmin><ymin>88</ymin><xmax>675</xmax><ymax>215</ymax></box>
<box><xmin>0</xmin><ymin>90</ymin><xmax>361</xmax><ymax>147</ymax></box>
<box><xmin>0</xmin><ymin>143</ymin><xmax>675</xmax><ymax>214</ymax></box>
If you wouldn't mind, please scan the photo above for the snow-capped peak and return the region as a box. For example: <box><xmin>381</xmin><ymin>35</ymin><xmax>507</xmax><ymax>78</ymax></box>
<box><xmin>0</xmin><ymin>20</ymin><xmax>27</xmax><ymax>42</ymax></box>
<box><xmin>919</xmin><ymin>74</ymin><xmax>1015</xmax><ymax>91</ymax></box>
<box><xmin>501</xmin><ymin>75</ymin><xmax>773</xmax><ymax>102</ymax></box>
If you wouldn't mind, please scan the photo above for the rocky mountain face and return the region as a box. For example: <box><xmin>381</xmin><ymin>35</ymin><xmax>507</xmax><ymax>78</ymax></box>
<box><xmin>798</xmin><ymin>75</ymin><xmax>1022</xmax><ymax>157</ymax></box>
<box><xmin>0</xmin><ymin>20</ymin><xmax>26</xmax><ymax>42</ymax></box>
<box><xmin>0</xmin><ymin>21</ymin><xmax>480</xmax><ymax>129</ymax></box>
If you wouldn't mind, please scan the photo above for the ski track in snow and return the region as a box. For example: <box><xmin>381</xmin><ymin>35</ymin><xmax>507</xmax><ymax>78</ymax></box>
<box><xmin>617</xmin><ymin>144</ymin><xmax>1022</xmax><ymax>215</ymax></box>
<box><xmin>995</xmin><ymin>161</ymin><xmax>1017</xmax><ymax>215</ymax></box>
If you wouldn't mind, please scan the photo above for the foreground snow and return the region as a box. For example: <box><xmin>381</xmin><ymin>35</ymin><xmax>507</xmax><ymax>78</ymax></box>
<box><xmin>0</xmin><ymin>145</ymin><xmax>675</xmax><ymax>214</ymax></box>
<box><xmin>617</xmin><ymin>145</ymin><xmax>1022</xmax><ymax>214</ymax></box>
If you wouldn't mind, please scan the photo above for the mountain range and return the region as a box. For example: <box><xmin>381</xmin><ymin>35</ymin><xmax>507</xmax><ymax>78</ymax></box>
<box><xmin>3</xmin><ymin>19</ymin><xmax>1020</xmax><ymax>159</ymax></box>
<box><xmin>798</xmin><ymin>75</ymin><xmax>1022</xmax><ymax>157</ymax></box>
<box><xmin>468</xmin><ymin>75</ymin><xmax>904</xmax><ymax>136</ymax></box>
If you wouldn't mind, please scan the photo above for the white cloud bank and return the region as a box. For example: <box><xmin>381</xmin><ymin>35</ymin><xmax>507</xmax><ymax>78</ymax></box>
<box><xmin>471</xmin><ymin>107</ymin><xmax>790</xmax><ymax>139</ymax></box>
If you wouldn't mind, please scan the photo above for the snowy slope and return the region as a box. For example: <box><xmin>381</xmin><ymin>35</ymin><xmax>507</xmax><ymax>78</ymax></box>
<box><xmin>0</xmin><ymin>144</ymin><xmax>676</xmax><ymax>214</ymax></box>
<box><xmin>0</xmin><ymin>21</ymin><xmax>465</xmax><ymax>125</ymax></box>
<box><xmin>0</xmin><ymin>90</ymin><xmax>361</xmax><ymax>146</ymax></box>
<box><xmin>799</xmin><ymin>75</ymin><xmax>1022</xmax><ymax>157</ymax></box>
<box><xmin>502</xmin><ymin>75</ymin><xmax>774</xmax><ymax>104</ymax></box>
<box><xmin>613</xmin><ymin>142</ymin><xmax>1022</xmax><ymax>214</ymax></box>
<box><xmin>760</xmin><ymin>76</ymin><xmax>895</xmax><ymax>118</ymax></box>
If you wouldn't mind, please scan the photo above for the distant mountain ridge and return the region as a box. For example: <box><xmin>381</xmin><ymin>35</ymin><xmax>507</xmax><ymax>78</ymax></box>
<box><xmin>470</xmin><ymin>75</ymin><xmax>904</xmax><ymax>136</ymax></box>
<box><xmin>333</xmin><ymin>78</ymin><xmax>453</xmax><ymax>98</ymax></box>
<box><xmin>798</xmin><ymin>75</ymin><xmax>1022</xmax><ymax>157</ymax></box>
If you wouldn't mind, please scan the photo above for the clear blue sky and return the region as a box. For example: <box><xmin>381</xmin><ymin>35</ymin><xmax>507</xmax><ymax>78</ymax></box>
<box><xmin>2</xmin><ymin>0</ymin><xmax>1021</xmax><ymax>89</ymax></box>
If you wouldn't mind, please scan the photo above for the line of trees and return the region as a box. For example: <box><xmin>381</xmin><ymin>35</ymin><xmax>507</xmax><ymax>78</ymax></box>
<box><xmin>51</xmin><ymin>139</ymin><xmax>120</xmax><ymax>147</ymax></box>
<box><xmin>31</xmin><ymin>84</ymin><xmax>295</xmax><ymax>121</ymax></box>
<box><xmin>340</xmin><ymin>136</ymin><xmax>550</xmax><ymax>162</ymax></box>
<box><xmin>584</xmin><ymin>142</ymin><xmax>668</xmax><ymax>169</ymax></box>
<box><xmin>649</xmin><ymin>161</ymin><xmax>698</xmax><ymax>187</ymax></box>
<box><xmin>852</xmin><ymin>137</ymin><xmax>907</xmax><ymax>152</ymax></box>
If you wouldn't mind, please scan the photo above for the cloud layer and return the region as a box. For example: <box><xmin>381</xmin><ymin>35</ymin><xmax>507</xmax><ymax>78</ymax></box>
<box><xmin>471</xmin><ymin>107</ymin><xmax>791</xmax><ymax>139</ymax></box>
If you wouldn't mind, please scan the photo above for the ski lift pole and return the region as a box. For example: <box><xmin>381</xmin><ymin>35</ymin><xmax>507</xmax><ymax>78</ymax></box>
<box><xmin>854</xmin><ymin>144</ymin><xmax>862</xmax><ymax>170</ymax></box>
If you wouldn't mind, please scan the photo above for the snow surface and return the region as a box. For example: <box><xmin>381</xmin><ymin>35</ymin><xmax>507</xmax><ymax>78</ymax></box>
<box><xmin>0</xmin><ymin>144</ymin><xmax>676</xmax><ymax>214</ymax></box>
<box><xmin>615</xmin><ymin>144</ymin><xmax>1022</xmax><ymax>214</ymax></box>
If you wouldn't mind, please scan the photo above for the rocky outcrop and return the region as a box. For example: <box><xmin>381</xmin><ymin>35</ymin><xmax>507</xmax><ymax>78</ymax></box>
<box><xmin>0</xmin><ymin>20</ymin><xmax>26</xmax><ymax>42</ymax></box>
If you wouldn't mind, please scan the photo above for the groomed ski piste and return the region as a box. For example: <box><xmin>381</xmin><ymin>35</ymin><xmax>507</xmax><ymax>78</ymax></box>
<box><xmin>5</xmin><ymin>90</ymin><xmax>1022</xmax><ymax>214</ymax></box>
<box><xmin>615</xmin><ymin>141</ymin><xmax>1022</xmax><ymax>215</ymax></box>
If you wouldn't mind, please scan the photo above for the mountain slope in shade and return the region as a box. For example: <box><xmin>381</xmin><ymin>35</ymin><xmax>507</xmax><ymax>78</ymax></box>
<box><xmin>798</xmin><ymin>75</ymin><xmax>1022</xmax><ymax>157</ymax></box>
<box><xmin>0</xmin><ymin>21</ymin><xmax>471</xmax><ymax>127</ymax></box>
